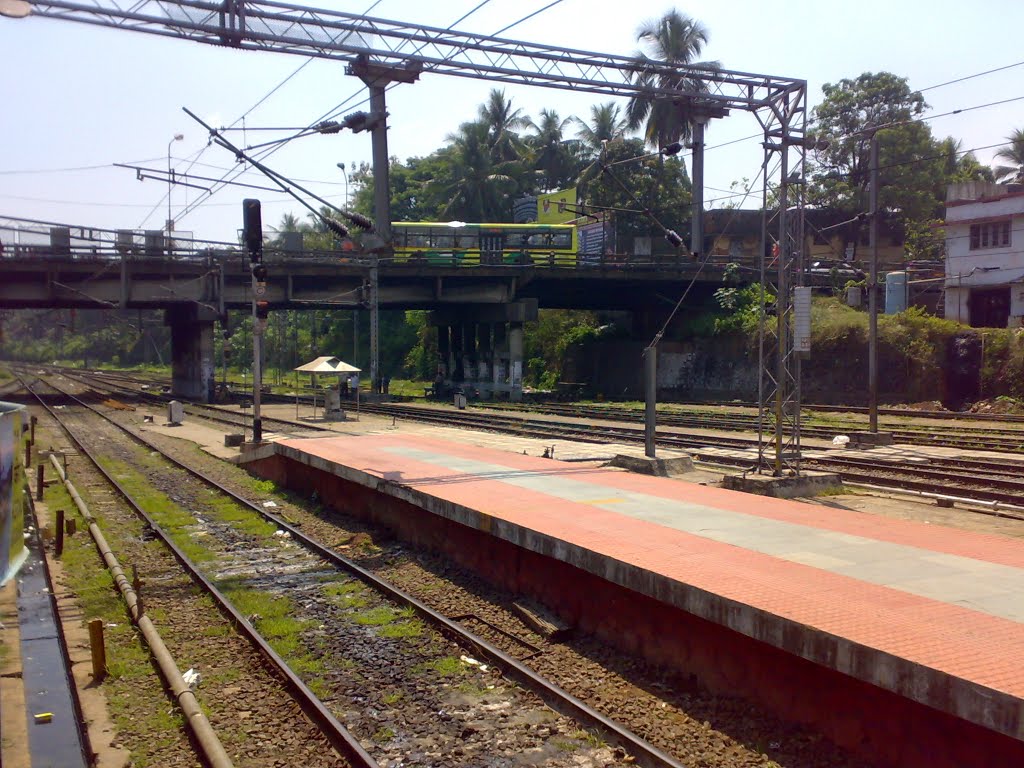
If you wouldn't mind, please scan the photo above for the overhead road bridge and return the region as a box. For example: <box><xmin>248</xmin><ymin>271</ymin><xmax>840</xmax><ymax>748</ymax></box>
<box><xmin>0</xmin><ymin>216</ymin><xmax>745</xmax><ymax>312</ymax></box>
<box><xmin>0</xmin><ymin>217</ymin><xmax>749</xmax><ymax>402</ymax></box>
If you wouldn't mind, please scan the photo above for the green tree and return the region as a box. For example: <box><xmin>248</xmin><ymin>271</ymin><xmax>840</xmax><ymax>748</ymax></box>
<box><xmin>477</xmin><ymin>88</ymin><xmax>529</xmax><ymax>163</ymax></box>
<box><xmin>808</xmin><ymin>72</ymin><xmax>958</xmax><ymax>257</ymax></box>
<box><xmin>938</xmin><ymin>137</ymin><xmax>994</xmax><ymax>184</ymax></box>
<box><xmin>428</xmin><ymin>121</ymin><xmax>523</xmax><ymax>221</ymax></box>
<box><xmin>625</xmin><ymin>9</ymin><xmax>717</xmax><ymax>149</ymax></box>
<box><xmin>524</xmin><ymin>109</ymin><xmax>584</xmax><ymax>193</ymax></box>
<box><xmin>578</xmin><ymin>137</ymin><xmax>692</xmax><ymax>242</ymax></box>
<box><xmin>993</xmin><ymin>128</ymin><xmax>1024</xmax><ymax>184</ymax></box>
<box><xmin>572</xmin><ymin>102</ymin><xmax>629</xmax><ymax>157</ymax></box>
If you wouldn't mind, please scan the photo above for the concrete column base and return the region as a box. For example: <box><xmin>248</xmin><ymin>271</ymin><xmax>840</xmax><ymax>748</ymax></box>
<box><xmin>723</xmin><ymin>470</ymin><xmax>842</xmax><ymax>499</ymax></box>
<box><xmin>847</xmin><ymin>431</ymin><xmax>895</xmax><ymax>448</ymax></box>
<box><xmin>608</xmin><ymin>453</ymin><xmax>694</xmax><ymax>477</ymax></box>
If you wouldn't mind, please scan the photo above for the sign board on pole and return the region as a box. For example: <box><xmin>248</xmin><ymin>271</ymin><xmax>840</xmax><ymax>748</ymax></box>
<box><xmin>794</xmin><ymin>286</ymin><xmax>812</xmax><ymax>354</ymax></box>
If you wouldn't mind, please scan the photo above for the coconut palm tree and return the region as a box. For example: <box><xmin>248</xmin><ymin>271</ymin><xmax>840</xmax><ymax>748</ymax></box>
<box><xmin>477</xmin><ymin>88</ymin><xmax>530</xmax><ymax>162</ymax></box>
<box><xmin>432</xmin><ymin>121</ymin><xmax>522</xmax><ymax>221</ymax></box>
<box><xmin>572</xmin><ymin>102</ymin><xmax>629</xmax><ymax>157</ymax></box>
<box><xmin>993</xmin><ymin>128</ymin><xmax>1024</xmax><ymax>184</ymax></box>
<box><xmin>525</xmin><ymin>109</ymin><xmax>583</xmax><ymax>192</ymax></box>
<box><xmin>626</xmin><ymin>10</ymin><xmax>718</xmax><ymax>149</ymax></box>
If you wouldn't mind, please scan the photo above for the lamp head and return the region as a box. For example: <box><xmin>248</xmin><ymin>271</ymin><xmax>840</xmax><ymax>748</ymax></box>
<box><xmin>173</xmin><ymin>133</ymin><xmax>184</xmax><ymax>142</ymax></box>
<box><xmin>337</xmin><ymin>162</ymin><xmax>346</xmax><ymax>171</ymax></box>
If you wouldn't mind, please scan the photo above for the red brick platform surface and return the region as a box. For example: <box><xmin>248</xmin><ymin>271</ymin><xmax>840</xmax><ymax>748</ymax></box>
<box><xmin>247</xmin><ymin>433</ymin><xmax>1024</xmax><ymax>766</ymax></box>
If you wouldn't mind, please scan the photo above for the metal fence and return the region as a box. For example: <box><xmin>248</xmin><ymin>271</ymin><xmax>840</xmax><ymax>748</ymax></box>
<box><xmin>0</xmin><ymin>215</ymin><xmax>752</xmax><ymax>273</ymax></box>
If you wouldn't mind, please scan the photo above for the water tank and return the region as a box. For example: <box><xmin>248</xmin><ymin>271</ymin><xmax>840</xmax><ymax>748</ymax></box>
<box><xmin>885</xmin><ymin>271</ymin><xmax>908</xmax><ymax>314</ymax></box>
<box><xmin>513</xmin><ymin>196</ymin><xmax>537</xmax><ymax>223</ymax></box>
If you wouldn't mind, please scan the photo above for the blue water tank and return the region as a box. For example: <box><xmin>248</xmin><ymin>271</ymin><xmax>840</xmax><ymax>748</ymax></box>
<box><xmin>885</xmin><ymin>271</ymin><xmax>908</xmax><ymax>314</ymax></box>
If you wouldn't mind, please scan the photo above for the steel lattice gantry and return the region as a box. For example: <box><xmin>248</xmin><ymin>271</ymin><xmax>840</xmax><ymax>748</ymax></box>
<box><xmin>17</xmin><ymin>0</ymin><xmax>809</xmax><ymax>471</ymax></box>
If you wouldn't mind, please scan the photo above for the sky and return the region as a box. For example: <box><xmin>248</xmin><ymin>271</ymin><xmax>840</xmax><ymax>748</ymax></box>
<box><xmin>2</xmin><ymin>0</ymin><xmax>1023</xmax><ymax>242</ymax></box>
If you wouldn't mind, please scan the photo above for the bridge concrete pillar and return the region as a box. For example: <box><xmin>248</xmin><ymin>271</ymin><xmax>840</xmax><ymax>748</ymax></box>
<box><xmin>476</xmin><ymin>324</ymin><xmax>493</xmax><ymax>399</ymax></box>
<box><xmin>451</xmin><ymin>322</ymin><xmax>465</xmax><ymax>383</ymax></box>
<box><xmin>436</xmin><ymin>324</ymin><xmax>451</xmax><ymax>384</ymax></box>
<box><xmin>509</xmin><ymin>322</ymin><xmax>524</xmax><ymax>402</ymax></box>
<box><xmin>165</xmin><ymin>305</ymin><xmax>216</xmax><ymax>403</ymax></box>
<box><xmin>492</xmin><ymin>322</ymin><xmax>508</xmax><ymax>397</ymax></box>
<box><xmin>461</xmin><ymin>323</ymin><xmax>477</xmax><ymax>390</ymax></box>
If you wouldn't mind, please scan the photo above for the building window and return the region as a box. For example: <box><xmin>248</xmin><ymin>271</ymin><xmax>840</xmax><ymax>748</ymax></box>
<box><xmin>970</xmin><ymin>220</ymin><xmax>1011</xmax><ymax>250</ymax></box>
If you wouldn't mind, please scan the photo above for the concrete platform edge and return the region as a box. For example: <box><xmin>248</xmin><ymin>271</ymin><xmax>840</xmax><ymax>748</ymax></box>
<box><xmin>257</xmin><ymin>441</ymin><xmax>1024</xmax><ymax>742</ymax></box>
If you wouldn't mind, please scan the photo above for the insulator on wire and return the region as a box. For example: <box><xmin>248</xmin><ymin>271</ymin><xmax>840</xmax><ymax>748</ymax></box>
<box><xmin>316</xmin><ymin>121</ymin><xmax>342</xmax><ymax>134</ymax></box>
<box><xmin>664</xmin><ymin>229</ymin><xmax>684</xmax><ymax>248</ymax></box>
<box><xmin>324</xmin><ymin>218</ymin><xmax>349</xmax><ymax>238</ymax></box>
<box><xmin>346</xmin><ymin>212</ymin><xmax>374</xmax><ymax>231</ymax></box>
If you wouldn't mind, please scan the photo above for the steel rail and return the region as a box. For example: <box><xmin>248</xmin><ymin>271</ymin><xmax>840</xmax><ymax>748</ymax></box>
<box><xmin>19</xmin><ymin>374</ymin><xmax>378</xmax><ymax>768</ymax></box>
<box><xmin>51</xmin><ymin>367</ymin><xmax>1024</xmax><ymax>509</ymax></box>
<box><xmin>31</xmin><ymin>371</ymin><xmax>692</xmax><ymax>768</ymax></box>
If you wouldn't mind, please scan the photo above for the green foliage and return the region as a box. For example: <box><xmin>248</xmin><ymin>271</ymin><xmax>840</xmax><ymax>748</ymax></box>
<box><xmin>807</xmin><ymin>72</ymin><xmax>991</xmax><ymax>260</ymax></box>
<box><xmin>578</xmin><ymin>137</ymin><xmax>692</xmax><ymax>242</ymax></box>
<box><xmin>523</xmin><ymin>309</ymin><xmax>600</xmax><ymax>387</ymax></box>
<box><xmin>978</xmin><ymin>329</ymin><xmax>1024</xmax><ymax>400</ymax></box>
<box><xmin>712</xmin><ymin>284</ymin><xmax>767</xmax><ymax>335</ymax></box>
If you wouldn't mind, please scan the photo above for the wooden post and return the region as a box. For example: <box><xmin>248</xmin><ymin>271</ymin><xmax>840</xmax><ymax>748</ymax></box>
<box><xmin>66</xmin><ymin>517</ymin><xmax>77</xmax><ymax>537</ymax></box>
<box><xmin>55</xmin><ymin>510</ymin><xmax>65</xmax><ymax>557</ymax></box>
<box><xmin>88</xmin><ymin>619</ymin><xmax>107</xmax><ymax>680</ymax></box>
<box><xmin>24</xmin><ymin>440</ymin><xmax>31</xmax><ymax>470</ymax></box>
<box><xmin>36</xmin><ymin>464</ymin><xmax>44</xmax><ymax>501</ymax></box>
<box><xmin>30</xmin><ymin>415</ymin><xmax>37</xmax><ymax>444</ymax></box>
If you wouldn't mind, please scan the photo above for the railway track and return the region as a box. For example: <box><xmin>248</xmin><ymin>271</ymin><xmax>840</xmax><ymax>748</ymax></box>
<box><xmin>21</xmin><ymin>372</ymin><xmax>697</xmax><ymax>768</ymax></box>
<box><xmin>475</xmin><ymin>402</ymin><xmax>1024</xmax><ymax>454</ymax></box>
<box><xmin>25</xmin><ymin>370</ymin><xmax>1024</xmax><ymax>514</ymax></box>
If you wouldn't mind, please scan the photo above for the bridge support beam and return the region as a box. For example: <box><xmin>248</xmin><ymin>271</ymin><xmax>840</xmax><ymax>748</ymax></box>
<box><xmin>429</xmin><ymin>300</ymin><xmax>537</xmax><ymax>402</ymax></box>
<box><xmin>165</xmin><ymin>305</ymin><xmax>216</xmax><ymax>403</ymax></box>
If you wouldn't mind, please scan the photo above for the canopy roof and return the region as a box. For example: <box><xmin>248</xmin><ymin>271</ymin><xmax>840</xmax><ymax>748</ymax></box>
<box><xmin>293</xmin><ymin>356</ymin><xmax>361</xmax><ymax>374</ymax></box>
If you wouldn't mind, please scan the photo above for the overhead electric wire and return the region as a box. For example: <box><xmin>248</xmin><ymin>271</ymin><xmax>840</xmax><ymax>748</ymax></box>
<box><xmin>648</xmin><ymin>154</ymin><xmax>779</xmax><ymax>349</ymax></box>
<box><xmin>917</xmin><ymin>59</ymin><xmax>1024</xmax><ymax>93</ymax></box>
<box><xmin>175</xmin><ymin>0</ymin><xmax>571</xmax><ymax>230</ymax></box>
<box><xmin>170</xmin><ymin>0</ymin><xmax>500</xmax><ymax>227</ymax></box>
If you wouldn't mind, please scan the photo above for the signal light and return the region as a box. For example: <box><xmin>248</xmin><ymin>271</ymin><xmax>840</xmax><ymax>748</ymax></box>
<box><xmin>252</xmin><ymin>264</ymin><xmax>268</xmax><ymax>282</ymax></box>
<box><xmin>242</xmin><ymin>199</ymin><xmax>263</xmax><ymax>260</ymax></box>
<box><xmin>255</xmin><ymin>301</ymin><xmax>270</xmax><ymax>320</ymax></box>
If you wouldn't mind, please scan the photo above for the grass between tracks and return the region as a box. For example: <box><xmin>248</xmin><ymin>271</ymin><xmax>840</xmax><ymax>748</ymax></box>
<box><xmin>44</xmin><ymin>430</ymin><xmax>337</xmax><ymax>761</ymax></box>
<box><xmin>95</xmin><ymin>449</ymin><xmax>336</xmax><ymax>698</ymax></box>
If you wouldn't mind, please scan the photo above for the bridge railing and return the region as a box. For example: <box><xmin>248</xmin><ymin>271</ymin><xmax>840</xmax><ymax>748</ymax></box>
<box><xmin>0</xmin><ymin>215</ymin><xmax>759</xmax><ymax>273</ymax></box>
<box><xmin>0</xmin><ymin>215</ymin><xmax>233</xmax><ymax>260</ymax></box>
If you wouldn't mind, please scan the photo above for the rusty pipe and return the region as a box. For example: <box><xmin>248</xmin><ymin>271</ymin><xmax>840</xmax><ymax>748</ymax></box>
<box><xmin>49</xmin><ymin>454</ymin><xmax>235</xmax><ymax>768</ymax></box>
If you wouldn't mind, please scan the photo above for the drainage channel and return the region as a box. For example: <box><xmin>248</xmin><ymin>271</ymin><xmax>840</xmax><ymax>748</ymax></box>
<box><xmin>29</xmin><ymin>373</ymin><xmax>691</xmax><ymax>768</ymax></box>
<box><xmin>15</xmin><ymin>492</ymin><xmax>91</xmax><ymax>768</ymax></box>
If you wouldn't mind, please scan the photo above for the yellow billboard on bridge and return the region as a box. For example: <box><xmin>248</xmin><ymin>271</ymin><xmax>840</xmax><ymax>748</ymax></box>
<box><xmin>537</xmin><ymin>188</ymin><xmax>577</xmax><ymax>225</ymax></box>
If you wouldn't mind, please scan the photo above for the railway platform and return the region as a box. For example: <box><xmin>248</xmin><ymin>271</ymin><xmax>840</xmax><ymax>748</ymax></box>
<box><xmin>243</xmin><ymin>432</ymin><xmax>1024</xmax><ymax>768</ymax></box>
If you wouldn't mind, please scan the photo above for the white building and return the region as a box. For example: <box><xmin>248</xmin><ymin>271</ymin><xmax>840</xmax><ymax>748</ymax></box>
<box><xmin>944</xmin><ymin>181</ymin><xmax>1024</xmax><ymax>327</ymax></box>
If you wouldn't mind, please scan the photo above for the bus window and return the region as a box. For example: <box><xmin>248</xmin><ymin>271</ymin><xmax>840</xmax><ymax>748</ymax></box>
<box><xmin>407</xmin><ymin>228</ymin><xmax>430</xmax><ymax>248</ymax></box>
<box><xmin>551</xmin><ymin>231</ymin><xmax>572</xmax><ymax>249</ymax></box>
<box><xmin>454</xmin><ymin>231</ymin><xmax>477</xmax><ymax>249</ymax></box>
<box><xmin>431</xmin><ymin>231</ymin><xmax>455</xmax><ymax>248</ymax></box>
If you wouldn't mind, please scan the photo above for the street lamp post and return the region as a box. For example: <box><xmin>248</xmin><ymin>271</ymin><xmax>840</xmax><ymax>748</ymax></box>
<box><xmin>167</xmin><ymin>133</ymin><xmax>184</xmax><ymax>236</ymax></box>
<box><xmin>336</xmin><ymin>162</ymin><xmax>349</xmax><ymax>209</ymax></box>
